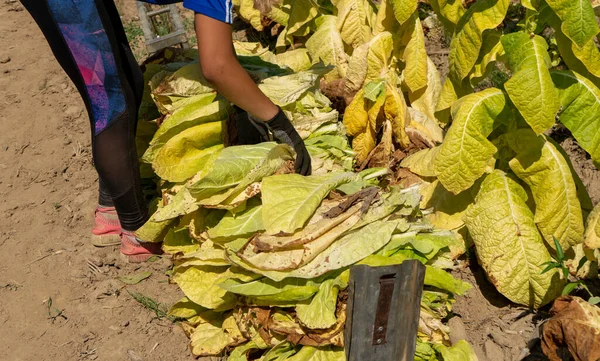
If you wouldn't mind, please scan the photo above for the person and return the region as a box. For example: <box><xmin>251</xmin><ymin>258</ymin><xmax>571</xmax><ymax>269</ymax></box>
<box><xmin>19</xmin><ymin>0</ymin><xmax>311</xmax><ymax>263</ymax></box>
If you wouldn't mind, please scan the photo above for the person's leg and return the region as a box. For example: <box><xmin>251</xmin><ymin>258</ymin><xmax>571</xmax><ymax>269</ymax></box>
<box><xmin>20</xmin><ymin>0</ymin><xmax>160</xmax><ymax>260</ymax></box>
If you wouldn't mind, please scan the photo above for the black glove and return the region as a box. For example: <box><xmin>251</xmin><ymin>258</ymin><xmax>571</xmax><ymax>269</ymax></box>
<box><xmin>264</xmin><ymin>107</ymin><xmax>312</xmax><ymax>176</ymax></box>
<box><xmin>232</xmin><ymin>106</ymin><xmax>270</xmax><ymax>145</ymax></box>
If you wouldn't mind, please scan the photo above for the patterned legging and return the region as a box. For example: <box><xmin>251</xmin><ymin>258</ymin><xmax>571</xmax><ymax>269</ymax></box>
<box><xmin>20</xmin><ymin>0</ymin><xmax>148</xmax><ymax>231</ymax></box>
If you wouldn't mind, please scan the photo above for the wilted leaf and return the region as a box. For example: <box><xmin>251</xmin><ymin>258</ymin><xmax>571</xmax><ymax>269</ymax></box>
<box><xmin>229</xmin><ymin>220</ymin><xmax>399</xmax><ymax>281</ymax></box>
<box><xmin>541</xmin><ymin>296</ymin><xmax>600</xmax><ymax>361</ymax></box>
<box><xmin>119</xmin><ymin>271</ymin><xmax>152</xmax><ymax>285</ymax></box>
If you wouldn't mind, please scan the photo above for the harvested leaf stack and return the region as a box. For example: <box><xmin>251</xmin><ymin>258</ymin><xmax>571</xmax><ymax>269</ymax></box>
<box><xmin>132</xmin><ymin>46</ymin><xmax>477</xmax><ymax>361</ymax></box>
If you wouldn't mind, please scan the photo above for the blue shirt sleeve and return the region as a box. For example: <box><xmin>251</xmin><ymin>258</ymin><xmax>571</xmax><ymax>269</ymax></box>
<box><xmin>139</xmin><ymin>0</ymin><xmax>233</xmax><ymax>24</ymax></box>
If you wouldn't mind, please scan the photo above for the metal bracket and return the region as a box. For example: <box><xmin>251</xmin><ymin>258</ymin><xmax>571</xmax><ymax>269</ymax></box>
<box><xmin>345</xmin><ymin>261</ymin><xmax>426</xmax><ymax>361</ymax></box>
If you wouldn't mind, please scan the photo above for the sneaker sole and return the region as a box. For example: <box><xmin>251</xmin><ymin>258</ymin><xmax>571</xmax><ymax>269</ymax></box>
<box><xmin>91</xmin><ymin>233</ymin><xmax>121</xmax><ymax>247</ymax></box>
<box><xmin>119</xmin><ymin>252</ymin><xmax>157</xmax><ymax>264</ymax></box>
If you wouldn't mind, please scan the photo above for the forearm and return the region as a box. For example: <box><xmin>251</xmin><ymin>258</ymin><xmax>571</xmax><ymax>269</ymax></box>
<box><xmin>205</xmin><ymin>56</ymin><xmax>278</xmax><ymax>121</ymax></box>
<box><xmin>194</xmin><ymin>13</ymin><xmax>278</xmax><ymax>122</ymax></box>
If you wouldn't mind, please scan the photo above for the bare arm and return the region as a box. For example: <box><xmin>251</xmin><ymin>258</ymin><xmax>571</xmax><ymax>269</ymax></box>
<box><xmin>194</xmin><ymin>13</ymin><xmax>278</xmax><ymax>122</ymax></box>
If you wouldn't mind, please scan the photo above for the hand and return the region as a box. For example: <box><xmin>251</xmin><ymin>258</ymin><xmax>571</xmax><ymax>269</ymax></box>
<box><xmin>231</xmin><ymin>106</ymin><xmax>270</xmax><ymax>145</ymax></box>
<box><xmin>264</xmin><ymin>108</ymin><xmax>312</xmax><ymax>176</ymax></box>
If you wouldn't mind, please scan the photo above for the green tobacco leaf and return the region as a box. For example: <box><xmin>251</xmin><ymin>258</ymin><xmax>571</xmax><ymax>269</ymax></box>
<box><xmin>333</xmin><ymin>0</ymin><xmax>376</xmax><ymax>48</ymax></box>
<box><xmin>428</xmin><ymin>0</ymin><xmax>466</xmax><ymax>32</ymax></box>
<box><xmin>261</xmin><ymin>172</ymin><xmax>358</xmax><ymax>234</ymax></box>
<box><xmin>434</xmin><ymin>340</ymin><xmax>478</xmax><ymax>361</ymax></box>
<box><xmin>286</xmin><ymin>0</ymin><xmax>319</xmax><ymax>37</ymax></box>
<box><xmin>551</xmin><ymin>21</ymin><xmax>600</xmax><ymax>85</ymax></box>
<box><xmin>464</xmin><ymin>170</ymin><xmax>564</xmax><ymax>308</ymax></box>
<box><xmin>219</xmin><ymin>278</ymin><xmax>321</xmax><ymax>301</ymax></box>
<box><xmin>153</xmin><ymin>121</ymin><xmax>223</xmax><ymax>182</ymax></box>
<box><xmin>364</xmin><ymin>80</ymin><xmax>386</xmax><ymax>102</ymax></box>
<box><xmin>552</xmin><ymin>71</ymin><xmax>600</xmax><ymax>167</ymax></box>
<box><xmin>153</xmin><ymin>188</ymin><xmax>201</xmax><ymax>222</ymax></box>
<box><xmin>545</xmin><ymin>0</ymin><xmax>599</xmax><ymax>47</ymax></box>
<box><xmin>434</xmin><ymin>88</ymin><xmax>510</xmax><ymax>194</ymax></box>
<box><xmin>172</xmin><ymin>265</ymin><xmax>237</xmax><ymax>310</ymax></box>
<box><xmin>238</xmin><ymin>0</ymin><xmax>263</xmax><ymax>30</ymax></box>
<box><xmin>401</xmin><ymin>15</ymin><xmax>429</xmax><ymax>93</ymax></box>
<box><xmin>409</xmin><ymin>57</ymin><xmax>442</xmax><ymax>124</ymax></box>
<box><xmin>135</xmin><ymin>200</ymin><xmax>175</xmax><ymax>242</ymax></box>
<box><xmin>470</xmin><ymin>30</ymin><xmax>504</xmax><ymax>86</ymax></box>
<box><xmin>306</xmin><ymin>16</ymin><xmax>348</xmax><ymax>79</ymax></box>
<box><xmin>287</xmin><ymin>346</ymin><xmax>346</xmax><ymax>361</ymax></box>
<box><xmin>508</xmin><ymin>130</ymin><xmax>585</xmax><ymax>251</ymax></box>
<box><xmin>229</xmin><ymin>220</ymin><xmax>399</xmax><ymax>281</ymax></box>
<box><xmin>167</xmin><ymin>297</ymin><xmax>206</xmax><ymax>319</ymax></box>
<box><xmin>389</xmin><ymin>0</ymin><xmax>417</xmax><ymax>25</ymax></box>
<box><xmin>207</xmin><ymin>199</ymin><xmax>263</xmax><ymax>241</ymax></box>
<box><xmin>502</xmin><ymin>32</ymin><xmax>560</xmax><ymax>134</ymax></box>
<box><xmin>276</xmin><ymin>49</ymin><xmax>312</xmax><ymax>72</ymax></box>
<box><xmin>421</xmin><ymin>181</ymin><xmax>475</xmax><ymax>232</ymax></box>
<box><xmin>448</xmin><ymin>0</ymin><xmax>509</xmax><ymax>81</ymax></box>
<box><xmin>119</xmin><ymin>271</ymin><xmax>152</xmax><ymax>285</ymax></box>
<box><xmin>385</xmin><ymin>83</ymin><xmax>411</xmax><ymax>148</ymax></box>
<box><xmin>151</xmin><ymin>63</ymin><xmax>214</xmax><ymax>112</ymax></box>
<box><xmin>435</xmin><ymin>77</ymin><xmax>473</xmax><ymax>123</ymax></box>
<box><xmin>400</xmin><ymin>146</ymin><xmax>440</xmax><ymax>178</ymax></box>
<box><xmin>163</xmin><ymin>215</ymin><xmax>201</xmax><ymax>255</ymax></box>
<box><xmin>296</xmin><ymin>278</ymin><xmax>343</xmax><ymax>329</ymax></box>
<box><xmin>259</xmin><ymin>70</ymin><xmax>321</xmax><ymax>107</ymax></box>
<box><xmin>344</xmin><ymin>32</ymin><xmax>394</xmax><ymax>97</ymax></box>
<box><xmin>425</xmin><ymin>266</ymin><xmax>471</xmax><ymax>296</ymax></box>
<box><xmin>190</xmin><ymin>314</ymin><xmax>245</xmax><ymax>356</ymax></box>
<box><xmin>143</xmin><ymin>96</ymin><xmax>228</xmax><ymax>163</ymax></box>
<box><xmin>228</xmin><ymin>337</ymin><xmax>269</xmax><ymax>361</ymax></box>
<box><xmin>187</xmin><ymin>143</ymin><xmax>281</xmax><ymax>199</ymax></box>
<box><xmin>584</xmin><ymin>203</ymin><xmax>600</xmax><ymax>249</ymax></box>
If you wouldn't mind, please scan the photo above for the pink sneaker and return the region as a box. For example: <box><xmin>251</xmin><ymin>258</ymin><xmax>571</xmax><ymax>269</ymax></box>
<box><xmin>91</xmin><ymin>207</ymin><xmax>121</xmax><ymax>247</ymax></box>
<box><xmin>120</xmin><ymin>231</ymin><xmax>163</xmax><ymax>263</ymax></box>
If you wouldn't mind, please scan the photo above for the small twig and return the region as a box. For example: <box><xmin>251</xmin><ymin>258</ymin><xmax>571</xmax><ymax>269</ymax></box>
<box><xmin>149</xmin><ymin>343</ymin><xmax>159</xmax><ymax>354</ymax></box>
<box><xmin>24</xmin><ymin>250</ymin><xmax>65</xmax><ymax>268</ymax></box>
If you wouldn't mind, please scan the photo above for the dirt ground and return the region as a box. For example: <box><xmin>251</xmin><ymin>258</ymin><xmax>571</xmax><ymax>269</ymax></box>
<box><xmin>1</xmin><ymin>2</ymin><xmax>598</xmax><ymax>361</ymax></box>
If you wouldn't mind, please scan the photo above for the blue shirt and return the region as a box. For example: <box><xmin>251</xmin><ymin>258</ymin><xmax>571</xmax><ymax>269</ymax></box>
<box><xmin>142</xmin><ymin>0</ymin><xmax>233</xmax><ymax>24</ymax></box>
